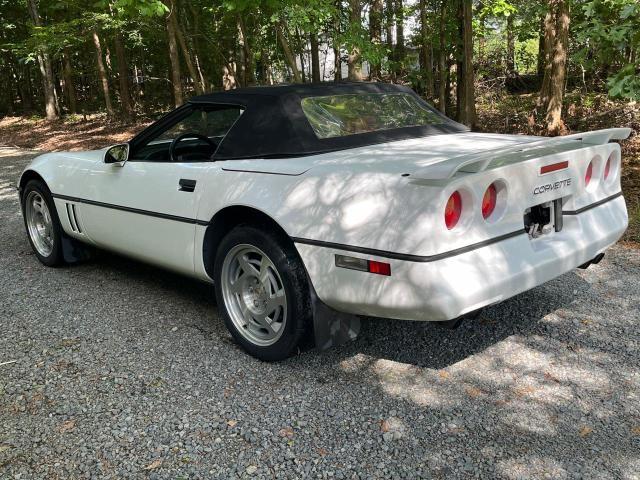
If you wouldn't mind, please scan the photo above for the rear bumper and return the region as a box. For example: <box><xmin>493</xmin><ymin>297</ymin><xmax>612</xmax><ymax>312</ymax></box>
<box><xmin>295</xmin><ymin>195</ymin><xmax>628</xmax><ymax>321</ymax></box>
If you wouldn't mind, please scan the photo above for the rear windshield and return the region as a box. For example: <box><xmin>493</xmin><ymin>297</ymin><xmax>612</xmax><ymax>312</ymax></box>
<box><xmin>301</xmin><ymin>93</ymin><xmax>443</xmax><ymax>139</ymax></box>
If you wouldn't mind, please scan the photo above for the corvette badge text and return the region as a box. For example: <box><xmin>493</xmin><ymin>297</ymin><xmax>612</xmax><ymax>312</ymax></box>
<box><xmin>533</xmin><ymin>178</ymin><xmax>572</xmax><ymax>195</ymax></box>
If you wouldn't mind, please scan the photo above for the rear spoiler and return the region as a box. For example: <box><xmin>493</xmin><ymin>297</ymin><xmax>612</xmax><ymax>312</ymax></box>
<box><xmin>412</xmin><ymin>128</ymin><xmax>632</xmax><ymax>182</ymax></box>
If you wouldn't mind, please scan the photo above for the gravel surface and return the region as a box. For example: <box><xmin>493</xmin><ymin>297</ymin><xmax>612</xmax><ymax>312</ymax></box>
<box><xmin>1</xmin><ymin>146</ymin><xmax>639</xmax><ymax>479</ymax></box>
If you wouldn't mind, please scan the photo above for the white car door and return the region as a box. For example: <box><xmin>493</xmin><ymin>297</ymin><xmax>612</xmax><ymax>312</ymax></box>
<box><xmin>78</xmin><ymin>104</ymin><xmax>243</xmax><ymax>276</ymax></box>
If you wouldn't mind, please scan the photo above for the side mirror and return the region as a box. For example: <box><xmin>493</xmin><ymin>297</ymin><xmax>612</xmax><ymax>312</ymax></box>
<box><xmin>104</xmin><ymin>143</ymin><xmax>129</xmax><ymax>166</ymax></box>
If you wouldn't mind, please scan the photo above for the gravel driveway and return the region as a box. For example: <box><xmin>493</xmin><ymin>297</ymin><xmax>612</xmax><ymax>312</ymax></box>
<box><xmin>1</xmin><ymin>146</ymin><xmax>639</xmax><ymax>479</ymax></box>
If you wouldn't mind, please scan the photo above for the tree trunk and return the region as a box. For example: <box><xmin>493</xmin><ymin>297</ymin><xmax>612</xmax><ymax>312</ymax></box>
<box><xmin>506</xmin><ymin>14</ymin><xmax>515</xmax><ymax>77</ymax></box>
<box><xmin>276</xmin><ymin>21</ymin><xmax>302</xmax><ymax>83</ymax></box>
<box><xmin>20</xmin><ymin>63</ymin><xmax>34</xmax><ymax>112</ymax></box>
<box><xmin>419</xmin><ymin>0</ymin><xmax>433</xmax><ymax>98</ymax></box>
<box><xmin>545</xmin><ymin>0</ymin><xmax>569</xmax><ymax>134</ymax></box>
<box><xmin>334</xmin><ymin>0</ymin><xmax>342</xmax><ymax>81</ymax></box>
<box><xmin>114</xmin><ymin>34</ymin><xmax>133</xmax><ymax>119</ymax></box>
<box><xmin>333</xmin><ymin>42</ymin><xmax>341</xmax><ymax>81</ymax></box>
<box><xmin>537</xmin><ymin>4</ymin><xmax>556</xmax><ymax>111</ymax></box>
<box><xmin>457</xmin><ymin>0</ymin><xmax>476</xmax><ymax>127</ymax></box>
<box><xmin>438</xmin><ymin>0</ymin><xmax>447</xmax><ymax>112</ymax></box>
<box><xmin>187</xmin><ymin>2</ymin><xmax>208</xmax><ymax>92</ymax></box>
<box><xmin>310</xmin><ymin>33</ymin><xmax>321</xmax><ymax>82</ymax></box>
<box><xmin>347</xmin><ymin>0</ymin><xmax>363</xmax><ymax>81</ymax></box>
<box><xmin>174</xmin><ymin>13</ymin><xmax>206</xmax><ymax>93</ymax></box>
<box><xmin>62</xmin><ymin>49</ymin><xmax>77</xmax><ymax>114</ymax></box>
<box><xmin>53</xmin><ymin>68</ymin><xmax>62</xmax><ymax>115</ymax></box>
<box><xmin>394</xmin><ymin>0</ymin><xmax>405</xmax><ymax>77</ymax></box>
<box><xmin>222</xmin><ymin>64</ymin><xmax>236</xmax><ymax>90</ymax></box>
<box><xmin>296</xmin><ymin>28</ymin><xmax>306</xmax><ymax>83</ymax></box>
<box><xmin>166</xmin><ymin>1</ymin><xmax>183</xmax><ymax>106</ymax></box>
<box><xmin>92</xmin><ymin>31</ymin><xmax>114</xmax><ymax>116</ymax></box>
<box><xmin>447</xmin><ymin>60</ymin><xmax>454</xmax><ymax>115</ymax></box>
<box><xmin>537</xmin><ymin>16</ymin><xmax>545</xmax><ymax>78</ymax></box>
<box><xmin>237</xmin><ymin>15</ymin><xmax>256</xmax><ymax>87</ymax></box>
<box><xmin>369</xmin><ymin>0</ymin><xmax>383</xmax><ymax>80</ymax></box>
<box><xmin>385</xmin><ymin>0</ymin><xmax>395</xmax><ymax>76</ymax></box>
<box><xmin>0</xmin><ymin>56</ymin><xmax>15</xmax><ymax>115</ymax></box>
<box><xmin>27</xmin><ymin>0</ymin><xmax>58</xmax><ymax>120</ymax></box>
<box><xmin>237</xmin><ymin>35</ymin><xmax>246</xmax><ymax>87</ymax></box>
<box><xmin>299</xmin><ymin>51</ymin><xmax>306</xmax><ymax>83</ymax></box>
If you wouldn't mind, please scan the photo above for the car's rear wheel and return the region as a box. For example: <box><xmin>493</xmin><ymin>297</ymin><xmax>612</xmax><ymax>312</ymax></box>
<box><xmin>213</xmin><ymin>225</ymin><xmax>311</xmax><ymax>361</ymax></box>
<box><xmin>22</xmin><ymin>179</ymin><xmax>65</xmax><ymax>267</ymax></box>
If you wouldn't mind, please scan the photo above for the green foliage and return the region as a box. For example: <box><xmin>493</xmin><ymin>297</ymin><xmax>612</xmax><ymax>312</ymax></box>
<box><xmin>515</xmin><ymin>38</ymin><xmax>539</xmax><ymax>74</ymax></box>
<box><xmin>574</xmin><ymin>0</ymin><xmax>640</xmax><ymax>100</ymax></box>
<box><xmin>109</xmin><ymin>0</ymin><xmax>168</xmax><ymax>17</ymax></box>
<box><xmin>608</xmin><ymin>64</ymin><xmax>640</xmax><ymax>100</ymax></box>
<box><xmin>478</xmin><ymin>0</ymin><xmax>517</xmax><ymax>20</ymax></box>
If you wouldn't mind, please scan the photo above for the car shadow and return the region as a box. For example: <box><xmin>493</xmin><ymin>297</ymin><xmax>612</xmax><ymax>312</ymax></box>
<box><xmin>90</xmin><ymin>248</ymin><xmax>586</xmax><ymax>370</ymax></box>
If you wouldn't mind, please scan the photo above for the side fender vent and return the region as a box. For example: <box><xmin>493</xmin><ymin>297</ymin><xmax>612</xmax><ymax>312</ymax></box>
<box><xmin>65</xmin><ymin>203</ymin><xmax>83</xmax><ymax>234</ymax></box>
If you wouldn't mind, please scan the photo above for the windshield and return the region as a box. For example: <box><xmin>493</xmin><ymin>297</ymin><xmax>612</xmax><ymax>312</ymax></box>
<box><xmin>301</xmin><ymin>93</ymin><xmax>443</xmax><ymax>139</ymax></box>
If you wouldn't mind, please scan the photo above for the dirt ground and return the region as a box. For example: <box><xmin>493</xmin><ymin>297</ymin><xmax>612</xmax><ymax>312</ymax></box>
<box><xmin>0</xmin><ymin>114</ymin><xmax>151</xmax><ymax>152</ymax></box>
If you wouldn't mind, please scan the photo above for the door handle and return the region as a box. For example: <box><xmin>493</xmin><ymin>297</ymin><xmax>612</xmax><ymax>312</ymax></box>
<box><xmin>179</xmin><ymin>178</ymin><xmax>196</xmax><ymax>192</ymax></box>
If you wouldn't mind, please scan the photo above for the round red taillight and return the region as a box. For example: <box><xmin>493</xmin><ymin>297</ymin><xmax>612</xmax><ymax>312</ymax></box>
<box><xmin>604</xmin><ymin>156</ymin><xmax>611</xmax><ymax>179</ymax></box>
<box><xmin>482</xmin><ymin>183</ymin><xmax>498</xmax><ymax>220</ymax></box>
<box><xmin>585</xmin><ymin>161</ymin><xmax>593</xmax><ymax>185</ymax></box>
<box><xmin>445</xmin><ymin>191</ymin><xmax>462</xmax><ymax>230</ymax></box>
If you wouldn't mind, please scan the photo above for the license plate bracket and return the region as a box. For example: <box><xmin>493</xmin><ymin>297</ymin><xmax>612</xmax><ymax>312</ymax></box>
<box><xmin>524</xmin><ymin>199</ymin><xmax>563</xmax><ymax>238</ymax></box>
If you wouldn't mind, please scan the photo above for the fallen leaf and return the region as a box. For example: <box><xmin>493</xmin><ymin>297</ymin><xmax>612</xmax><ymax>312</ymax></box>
<box><xmin>465</xmin><ymin>386</ymin><xmax>483</xmax><ymax>398</ymax></box>
<box><xmin>279</xmin><ymin>427</ymin><xmax>294</xmax><ymax>438</ymax></box>
<box><xmin>631</xmin><ymin>426</ymin><xmax>640</xmax><ymax>436</ymax></box>
<box><xmin>227</xmin><ymin>420</ymin><xmax>237</xmax><ymax>428</ymax></box>
<box><xmin>58</xmin><ymin>420</ymin><xmax>76</xmax><ymax>433</ymax></box>
<box><xmin>380</xmin><ymin>420</ymin><xmax>390</xmax><ymax>433</ymax></box>
<box><xmin>60</xmin><ymin>338</ymin><xmax>80</xmax><ymax>347</ymax></box>
<box><xmin>579</xmin><ymin>426</ymin><xmax>593</xmax><ymax>437</ymax></box>
<box><xmin>581</xmin><ymin>318</ymin><xmax>593</xmax><ymax>325</ymax></box>
<box><xmin>144</xmin><ymin>459</ymin><xmax>163</xmax><ymax>470</ymax></box>
<box><xmin>566</xmin><ymin>342</ymin><xmax>581</xmax><ymax>352</ymax></box>
<box><xmin>514</xmin><ymin>386</ymin><xmax>536</xmax><ymax>397</ymax></box>
<box><xmin>438</xmin><ymin>370</ymin><xmax>449</xmax><ymax>379</ymax></box>
<box><xmin>544</xmin><ymin>372</ymin><xmax>561</xmax><ymax>383</ymax></box>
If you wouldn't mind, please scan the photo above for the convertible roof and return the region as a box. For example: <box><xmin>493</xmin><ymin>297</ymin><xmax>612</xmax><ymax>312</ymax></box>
<box><xmin>189</xmin><ymin>82</ymin><xmax>468</xmax><ymax>160</ymax></box>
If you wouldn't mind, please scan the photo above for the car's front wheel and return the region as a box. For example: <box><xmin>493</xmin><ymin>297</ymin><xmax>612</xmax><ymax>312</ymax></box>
<box><xmin>213</xmin><ymin>225</ymin><xmax>311</xmax><ymax>361</ymax></box>
<box><xmin>21</xmin><ymin>179</ymin><xmax>65</xmax><ymax>267</ymax></box>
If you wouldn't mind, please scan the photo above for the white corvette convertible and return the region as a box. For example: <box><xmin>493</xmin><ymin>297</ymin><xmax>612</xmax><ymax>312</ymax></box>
<box><xmin>19</xmin><ymin>83</ymin><xmax>629</xmax><ymax>360</ymax></box>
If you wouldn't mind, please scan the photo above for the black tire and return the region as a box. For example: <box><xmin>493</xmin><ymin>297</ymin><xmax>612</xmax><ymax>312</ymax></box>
<box><xmin>21</xmin><ymin>179</ymin><xmax>66</xmax><ymax>267</ymax></box>
<box><xmin>213</xmin><ymin>224</ymin><xmax>311</xmax><ymax>361</ymax></box>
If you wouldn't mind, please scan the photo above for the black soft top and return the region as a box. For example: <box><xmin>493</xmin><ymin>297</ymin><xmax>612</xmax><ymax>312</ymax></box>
<box><xmin>189</xmin><ymin>82</ymin><xmax>468</xmax><ymax>160</ymax></box>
